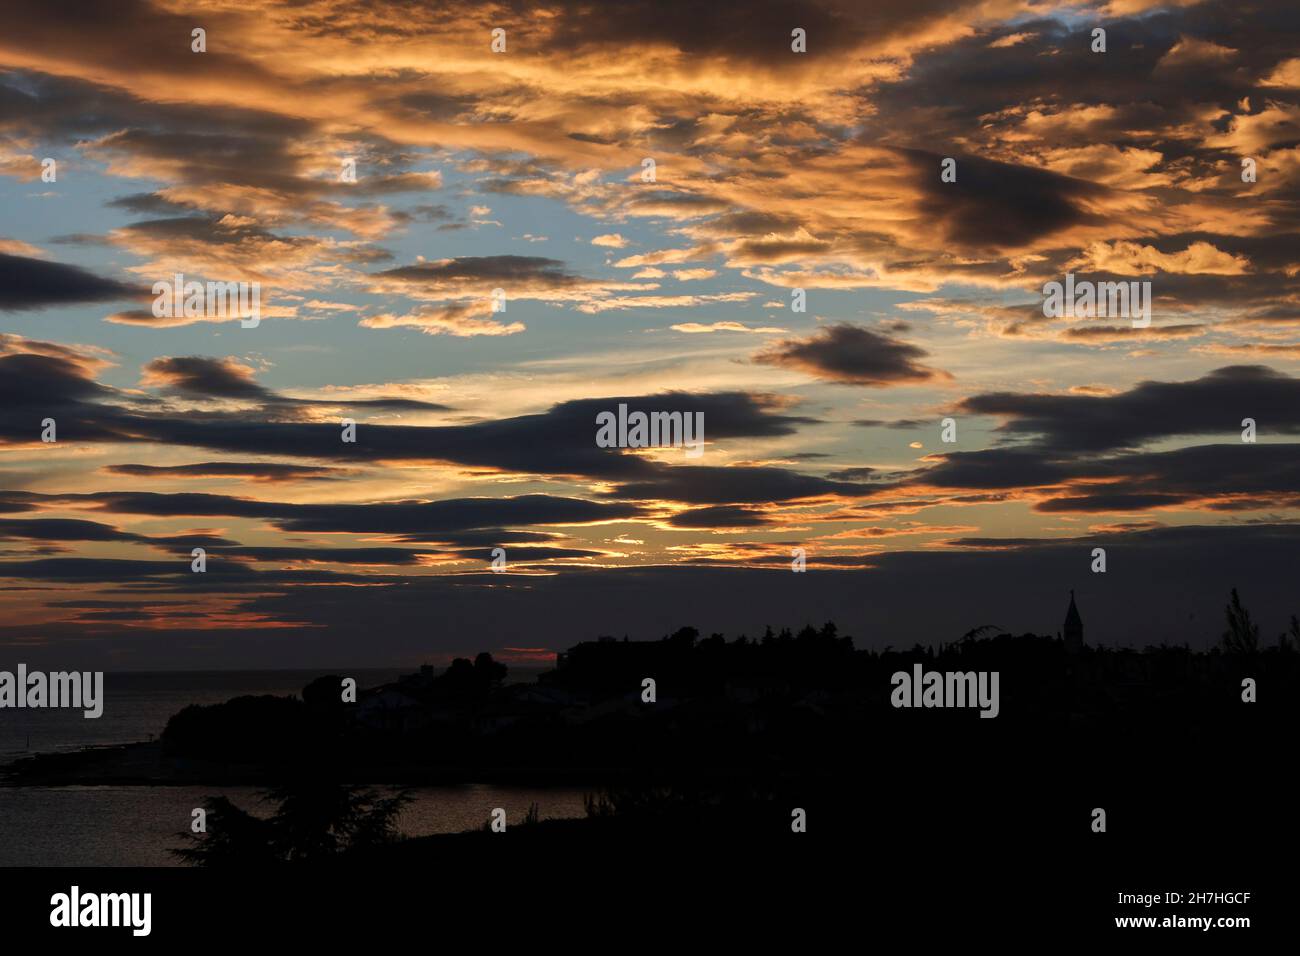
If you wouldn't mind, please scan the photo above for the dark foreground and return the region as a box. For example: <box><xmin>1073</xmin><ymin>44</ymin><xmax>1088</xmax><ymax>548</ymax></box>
<box><xmin>1</xmin><ymin>722</ymin><xmax>1290</xmax><ymax>945</ymax></box>
<box><xmin>1</xmin><ymin>622</ymin><xmax>1292</xmax><ymax>944</ymax></box>
<box><xmin>0</xmin><ymin>788</ymin><xmax>1286</xmax><ymax>945</ymax></box>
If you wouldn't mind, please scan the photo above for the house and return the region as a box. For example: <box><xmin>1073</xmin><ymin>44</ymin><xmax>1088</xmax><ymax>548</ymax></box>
<box><xmin>723</xmin><ymin>675</ymin><xmax>790</xmax><ymax>703</ymax></box>
<box><xmin>356</xmin><ymin>687</ymin><xmax>428</xmax><ymax>733</ymax></box>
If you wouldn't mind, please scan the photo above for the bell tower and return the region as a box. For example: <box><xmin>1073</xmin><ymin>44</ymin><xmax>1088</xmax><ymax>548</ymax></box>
<box><xmin>1064</xmin><ymin>589</ymin><xmax>1083</xmax><ymax>652</ymax></box>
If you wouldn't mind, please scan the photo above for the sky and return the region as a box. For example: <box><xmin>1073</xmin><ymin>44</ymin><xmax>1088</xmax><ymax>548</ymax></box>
<box><xmin>1</xmin><ymin>0</ymin><xmax>1298</xmax><ymax>669</ymax></box>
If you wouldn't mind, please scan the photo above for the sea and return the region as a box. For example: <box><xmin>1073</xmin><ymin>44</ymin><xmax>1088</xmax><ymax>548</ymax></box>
<box><xmin>0</xmin><ymin>669</ymin><xmax>589</xmax><ymax>866</ymax></box>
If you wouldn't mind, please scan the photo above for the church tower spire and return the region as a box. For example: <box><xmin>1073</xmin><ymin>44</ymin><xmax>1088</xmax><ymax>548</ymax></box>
<box><xmin>1064</xmin><ymin>589</ymin><xmax>1083</xmax><ymax>652</ymax></box>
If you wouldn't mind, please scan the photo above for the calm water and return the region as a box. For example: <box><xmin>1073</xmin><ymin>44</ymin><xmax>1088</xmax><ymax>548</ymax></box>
<box><xmin>0</xmin><ymin>667</ymin><xmax>581</xmax><ymax>866</ymax></box>
<box><xmin>0</xmin><ymin>784</ymin><xmax>590</xmax><ymax>866</ymax></box>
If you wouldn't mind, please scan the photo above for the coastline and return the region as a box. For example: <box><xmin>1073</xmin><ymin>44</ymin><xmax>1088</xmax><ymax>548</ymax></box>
<box><xmin>0</xmin><ymin>740</ymin><xmax>615</xmax><ymax>788</ymax></box>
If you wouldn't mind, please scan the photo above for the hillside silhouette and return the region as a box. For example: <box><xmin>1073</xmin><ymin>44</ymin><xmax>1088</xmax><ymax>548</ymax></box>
<box><xmin>6</xmin><ymin>588</ymin><xmax>1295</xmax><ymax>877</ymax></box>
<box><xmin>147</xmin><ymin>590</ymin><xmax>1297</xmax><ymax>784</ymax></box>
<box><xmin>9</xmin><ymin>589</ymin><xmax>1296</xmax><ymax>789</ymax></box>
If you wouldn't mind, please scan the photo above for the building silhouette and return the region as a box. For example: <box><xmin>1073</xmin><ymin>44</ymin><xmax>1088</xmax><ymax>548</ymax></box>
<box><xmin>1064</xmin><ymin>590</ymin><xmax>1083</xmax><ymax>652</ymax></box>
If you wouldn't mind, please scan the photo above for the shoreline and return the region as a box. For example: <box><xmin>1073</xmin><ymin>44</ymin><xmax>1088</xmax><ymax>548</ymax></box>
<box><xmin>0</xmin><ymin>740</ymin><xmax>618</xmax><ymax>789</ymax></box>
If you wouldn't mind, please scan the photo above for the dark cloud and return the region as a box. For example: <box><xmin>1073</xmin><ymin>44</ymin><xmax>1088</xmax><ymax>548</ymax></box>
<box><xmin>0</xmin><ymin>352</ymin><xmax>112</xmax><ymax>407</ymax></box>
<box><xmin>212</xmin><ymin>546</ymin><xmax>432</xmax><ymax>565</ymax></box>
<box><xmin>754</xmin><ymin>324</ymin><xmax>949</xmax><ymax>386</ymax></box>
<box><xmin>385</xmin><ymin>529</ymin><xmax>566</xmax><ymax>546</ymax></box>
<box><xmin>0</xmin><ymin>252</ymin><xmax>136</xmax><ymax>310</ymax></box>
<box><xmin>0</xmin><ymin>360</ymin><xmax>812</xmax><ymax>483</ymax></box>
<box><xmin>145</xmin><ymin>533</ymin><xmax>241</xmax><ymax>549</ymax></box>
<box><xmin>852</xmin><ymin>419</ymin><xmax>927</xmax><ymax>429</ymax></box>
<box><xmin>665</xmin><ymin>505</ymin><xmax>775</xmax><ymax>528</ymax></box>
<box><xmin>607</xmin><ymin>464</ymin><xmax>870</xmax><ymax>504</ymax></box>
<box><xmin>0</xmin><ymin>517</ymin><xmax>138</xmax><ymax>542</ymax></box>
<box><xmin>1036</xmin><ymin>443</ymin><xmax>1300</xmax><ymax>513</ymax></box>
<box><xmin>536</xmin><ymin>0</ymin><xmax>956</xmax><ymax>65</ymax></box>
<box><xmin>135</xmin><ymin>355</ymin><xmax>450</xmax><ymax>411</ymax></box>
<box><xmin>119</xmin><ymin>215</ymin><xmax>285</xmax><ymax>247</ymax></box>
<box><xmin>891</xmin><ymin>438</ymin><xmax>1300</xmax><ymax>514</ymax></box>
<box><xmin>375</xmin><ymin>255</ymin><xmax>586</xmax><ymax>289</ymax></box>
<box><xmin>45</xmin><ymin>600</ymin><xmax>190</xmax><ymax>610</ymax></box>
<box><xmin>453</xmin><ymin>546</ymin><xmax>604</xmax><ymax>562</ymax></box>
<box><xmin>959</xmin><ymin>366</ymin><xmax>1300</xmax><ymax>452</ymax></box>
<box><xmin>826</xmin><ymin>467</ymin><xmax>877</xmax><ymax>481</ymax></box>
<box><xmin>814</xmin><ymin>367</ymin><xmax>1300</xmax><ymax>514</ymax></box>
<box><xmin>46</xmin><ymin>386</ymin><xmax>803</xmax><ymax>480</ymax></box>
<box><xmin>105</xmin><ymin>192</ymin><xmax>196</xmax><ymax>216</ymax></box>
<box><xmin>901</xmin><ymin>448</ymin><xmax>1072</xmax><ymax>491</ymax></box>
<box><xmin>0</xmin><ymin>1</ymin><xmax>284</xmax><ymax>98</ymax></box>
<box><xmin>142</xmin><ymin>356</ymin><xmax>272</xmax><ymax>400</ymax></box>
<box><xmin>392</xmin><ymin>90</ymin><xmax>479</xmax><ymax>121</ymax></box>
<box><xmin>104</xmin><ymin>463</ymin><xmax>345</xmax><ymax>481</ymax></box>
<box><xmin>47</xmin><ymin>490</ymin><xmax>648</xmax><ymax>537</ymax></box>
<box><xmin>0</xmin><ymin>68</ymin><xmax>303</xmax><ymax>140</ymax></box>
<box><xmin>688</xmin><ymin>210</ymin><xmax>805</xmax><ymax>239</ymax></box>
<box><xmin>1034</xmin><ymin>493</ymin><xmax>1191</xmax><ymax>513</ymax></box>
<box><xmin>0</xmin><ymin>352</ymin><xmax>134</xmax><ymax>446</ymax></box>
<box><xmin>105</xmin><ymin>462</ymin><xmax>347</xmax><ymax>482</ymax></box>
<box><xmin>1062</xmin><ymin>324</ymin><xmax>1206</xmax><ymax>340</ymax></box>
<box><xmin>873</xmin><ymin>8</ymin><xmax>1300</xmax><ymax>151</ymax></box>
<box><xmin>390</xmin><ymin>204</ymin><xmax>459</xmax><ymax>226</ymax></box>
<box><xmin>902</xmin><ymin>148</ymin><xmax>1108</xmax><ymax>252</ymax></box>
<box><xmin>89</xmin><ymin>127</ymin><xmax>316</xmax><ymax>196</ymax></box>
<box><xmin>620</xmin><ymin>191</ymin><xmax>732</xmax><ymax>220</ymax></box>
<box><xmin>0</xmin><ymin>557</ymin><xmax>217</xmax><ymax>581</ymax></box>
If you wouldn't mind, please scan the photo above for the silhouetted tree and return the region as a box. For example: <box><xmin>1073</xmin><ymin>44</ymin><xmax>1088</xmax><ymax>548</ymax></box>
<box><xmin>1221</xmin><ymin>588</ymin><xmax>1260</xmax><ymax>655</ymax></box>
<box><xmin>436</xmin><ymin>653</ymin><xmax>508</xmax><ymax>705</ymax></box>
<box><xmin>473</xmin><ymin>651</ymin><xmax>508</xmax><ymax>687</ymax></box>
<box><xmin>161</xmin><ymin>694</ymin><xmax>305</xmax><ymax>762</ymax></box>
<box><xmin>171</xmin><ymin>795</ymin><xmax>277</xmax><ymax>867</ymax></box>
<box><xmin>667</xmin><ymin>626</ymin><xmax>699</xmax><ymax>648</ymax></box>
<box><xmin>173</xmin><ymin>780</ymin><xmax>410</xmax><ymax>866</ymax></box>
<box><xmin>1280</xmin><ymin>615</ymin><xmax>1300</xmax><ymax>652</ymax></box>
<box><xmin>302</xmin><ymin>674</ymin><xmax>348</xmax><ymax>712</ymax></box>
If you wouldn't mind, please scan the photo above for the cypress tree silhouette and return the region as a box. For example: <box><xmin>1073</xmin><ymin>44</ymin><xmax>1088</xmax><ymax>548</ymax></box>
<box><xmin>1221</xmin><ymin>588</ymin><xmax>1260</xmax><ymax>655</ymax></box>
